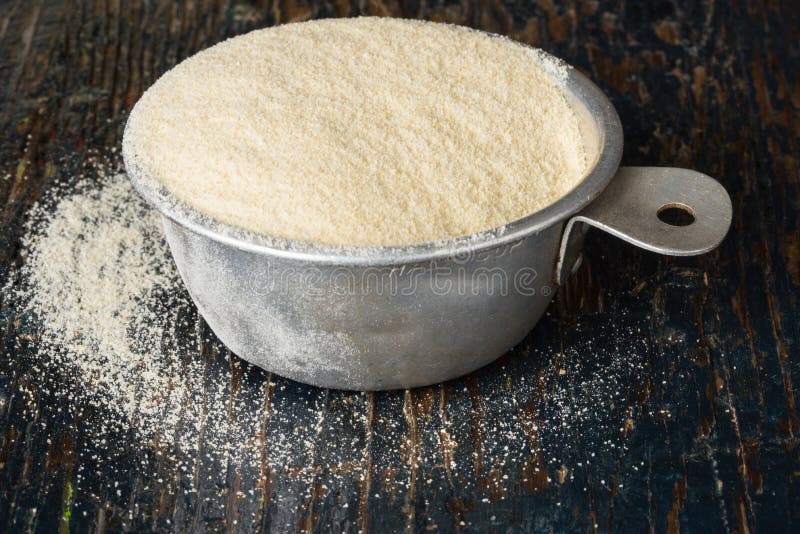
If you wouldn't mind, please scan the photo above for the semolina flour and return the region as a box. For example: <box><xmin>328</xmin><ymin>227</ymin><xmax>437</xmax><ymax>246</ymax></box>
<box><xmin>123</xmin><ymin>17</ymin><xmax>586</xmax><ymax>246</ymax></box>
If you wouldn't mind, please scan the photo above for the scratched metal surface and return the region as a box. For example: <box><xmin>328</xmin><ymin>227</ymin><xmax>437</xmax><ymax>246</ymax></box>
<box><xmin>0</xmin><ymin>1</ymin><xmax>798</xmax><ymax>532</ymax></box>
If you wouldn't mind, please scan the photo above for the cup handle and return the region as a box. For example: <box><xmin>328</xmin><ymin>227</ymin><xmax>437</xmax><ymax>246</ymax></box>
<box><xmin>555</xmin><ymin>166</ymin><xmax>733</xmax><ymax>285</ymax></box>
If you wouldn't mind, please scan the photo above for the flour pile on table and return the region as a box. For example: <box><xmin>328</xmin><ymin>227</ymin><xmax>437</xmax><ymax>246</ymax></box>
<box><xmin>9</xmin><ymin>165</ymin><xmax>197</xmax><ymax>440</ymax></box>
<box><xmin>8</xmin><ymin>163</ymin><xmax>258</xmax><ymax>460</ymax></box>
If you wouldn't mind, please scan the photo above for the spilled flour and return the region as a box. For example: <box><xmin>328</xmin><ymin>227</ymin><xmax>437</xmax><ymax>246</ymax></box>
<box><xmin>14</xmin><ymin>173</ymin><xmax>190</xmax><ymax>437</ymax></box>
<box><xmin>3</xmin><ymin>157</ymin><xmax>669</xmax><ymax>528</ymax></box>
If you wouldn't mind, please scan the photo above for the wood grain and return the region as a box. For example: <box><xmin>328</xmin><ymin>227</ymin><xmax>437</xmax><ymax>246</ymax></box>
<box><xmin>1</xmin><ymin>0</ymin><xmax>798</xmax><ymax>532</ymax></box>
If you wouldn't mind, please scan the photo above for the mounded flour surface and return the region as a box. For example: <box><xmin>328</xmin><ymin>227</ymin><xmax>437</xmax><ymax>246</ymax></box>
<box><xmin>123</xmin><ymin>17</ymin><xmax>586</xmax><ymax>246</ymax></box>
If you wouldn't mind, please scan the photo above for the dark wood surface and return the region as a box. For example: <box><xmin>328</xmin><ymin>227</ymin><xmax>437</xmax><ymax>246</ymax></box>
<box><xmin>1</xmin><ymin>0</ymin><xmax>798</xmax><ymax>532</ymax></box>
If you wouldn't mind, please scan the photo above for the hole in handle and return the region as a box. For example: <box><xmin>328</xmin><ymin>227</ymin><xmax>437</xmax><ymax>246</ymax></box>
<box><xmin>657</xmin><ymin>203</ymin><xmax>695</xmax><ymax>227</ymax></box>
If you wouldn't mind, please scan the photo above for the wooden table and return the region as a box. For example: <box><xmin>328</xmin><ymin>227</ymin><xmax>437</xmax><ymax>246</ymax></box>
<box><xmin>1</xmin><ymin>1</ymin><xmax>798</xmax><ymax>532</ymax></box>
